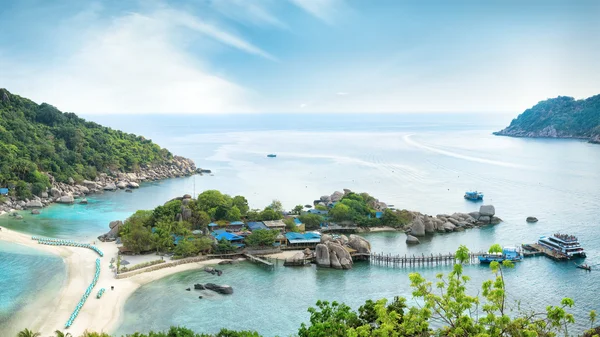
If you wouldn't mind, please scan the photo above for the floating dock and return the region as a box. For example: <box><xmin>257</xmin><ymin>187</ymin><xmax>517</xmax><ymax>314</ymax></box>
<box><xmin>522</xmin><ymin>243</ymin><xmax>568</xmax><ymax>261</ymax></box>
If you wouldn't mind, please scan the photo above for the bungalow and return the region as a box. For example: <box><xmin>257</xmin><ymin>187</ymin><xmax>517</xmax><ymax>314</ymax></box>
<box><xmin>263</xmin><ymin>220</ymin><xmax>286</xmax><ymax>233</ymax></box>
<box><xmin>208</xmin><ymin>222</ymin><xmax>219</xmax><ymax>230</ymax></box>
<box><xmin>211</xmin><ymin>229</ymin><xmax>245</xmax><ymax>246</ymax></box>
<box><xmin>247</xmin><ymin>221</ymin><xmax>268</xmax><ymax>231</ymax></box>
<box><xmin>228</xmin><ymin>221</ymin><xmax>245</xmax><ymax>231</ymax></box>
<box><xmin>285</xmin><ymin>232</ymin><xmax>322</xmax><ymax>248</ymax></box>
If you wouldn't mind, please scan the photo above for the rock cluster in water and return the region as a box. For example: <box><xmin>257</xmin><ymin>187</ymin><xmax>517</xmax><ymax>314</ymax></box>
<box><xmin>0</xmin><ymin>156</ymin><xmax>196</xmax><ymax>215</ymax></box>
<box><xmin>407</xmin><ymin>205</ymin><xmax>501</xmax><ymax>238</ymax></box>
<box><xmin>315</xmin><ymin>234</ymin><xmax>371</xmax><ymax>270</ymax></box>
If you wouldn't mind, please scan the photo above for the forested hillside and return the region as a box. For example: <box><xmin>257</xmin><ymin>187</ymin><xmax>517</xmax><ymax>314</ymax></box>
<box><xmin>495</xmin><ymin>94</ymin><xmax>600</xmax><ymax>143</ymax></box>
<box><xmin>0</xmin><ymin>88</ymin><xmax>173</xmax><ymax>198</ymax></box>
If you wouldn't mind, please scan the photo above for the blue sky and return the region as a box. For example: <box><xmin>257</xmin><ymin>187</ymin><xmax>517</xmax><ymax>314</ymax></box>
<box><xmin>1</xmin><ymin>0</ymin><xmax>599</xmax><ymax>114</ymax></box>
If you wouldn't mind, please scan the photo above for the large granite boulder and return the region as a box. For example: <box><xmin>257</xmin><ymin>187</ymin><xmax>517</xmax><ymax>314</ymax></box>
<box><xmin>31</xmin><ymin>209</ymin><xmax>41</xmax><ymax>215</ymax></box>
<box><xmin>479</xmin><ymin>205</ymin><xmax>495</xmax><ymax>217</ymax></box>
<box><xmin>406</xmin><ymin>235</ymin><xmax>420</xmax><ymax>244</ymax></box>
<box><xmin>117</xmin><ymin>182</ymin><xmax>128</xmax><ymax>189</ymax></box>
<box><xmin>443</xmin><ymin>222</ymin><xmax>456</xmax><ymax>232</ymax></box>
<box><xmin>327</xmin><ymin>242</ymin><xmax>352</xmax><ymax>269</ymax></box>
<box><xmin>348</xmin><ymin>234</ymin><xmax>371</xmax><ymax>254</ymax></box>
<box><xmin>526</xmin><ymin>216</ymin><xmax>538</xmax><ymax>223</ymax></box>
<box><xmin>58</xmin><ymin>195</ymin><xmax>75</xmax><ymax>204</ymax></box>
<box><xmin>25</xmin><ymin>200</ymin><xmax>43</xmax><ymax>208</ymax></box>
<box><xmin>315</xmin><ymin>244</ymin><xmax>330</xmax><ymax>267</ymax></box>
<box><xmin>194</xmin><ymin>283</ymin><xmax>205</xmax><ymax>290</ymax></box>
<box><xmin>478</xmin><ymin>216</ymin><xmax>491</xmax><ymax>223</ymax></box>
<box><xmin>98</xmin><ymin>220</ymin><xmax>123</xmax><ymax>242</ymax></box>
<box><xmin>78</xmin><ymin>185</ymin><xmax>90</xmax><ymax>194</ymax></box>
<box><xmin>50</xmin><ymin>188</ymin><xmax>61</xmax><ymax>198</ymax></box>
<box><xmin>468</xmin><ymin>211</ymin><xmax>480</xmax><ymax>220</ymax></box>
<box><xmin>330</xmin><ymin>191</ymin><xmax>344</xmax><ymax>202</ymax></box>
<box><xmin>104</xmin><ymin>183</ymin><xmax>117</xmax><ymax>191</ymax></box>
<box><xmin>82</xmin><ymin>180</ymin><xmax>96</xmax><ymax>188</ymax></box>
<box><xmin>128</xmin><ymin>182</ymin><xmax>140</xmax><ymax>189</ymax></box>
<box><xmin>204</xmin><ymin>283</ymin><xmax>233</xmax><ymax>295</ymax></box>
<box><xmin>320</xmin><ymin>234</ymin><xmax>333</xmax><ymax>243</ymax></box>
<box><xmin>410</xmin><ymin>217</ymin><xmax>426</xmax><ymax>236</ymax></box>
<box><xmin>424</xmin><ymin>217</ymin><xmax>435</xmax><ymax>234</ymax></box>
<box><xmin>79</xmin><ymin>198</ymin><xmax>88</xmax><ymax>204</ymax></box>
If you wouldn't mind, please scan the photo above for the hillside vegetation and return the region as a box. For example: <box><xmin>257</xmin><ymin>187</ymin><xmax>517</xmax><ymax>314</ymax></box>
<box><xmin>0</xmin><ymin>89</ymin><xmax>173</xmax><ymax>198</ymax></box>
<box><xmin>494</xmin><ymin>94</ymin><xmax>600</xmax><ymax>143</ymax></box>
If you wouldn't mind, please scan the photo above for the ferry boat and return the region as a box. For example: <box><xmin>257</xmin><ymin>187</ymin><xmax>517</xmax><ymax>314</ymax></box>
<box><xmin>538</xmin><ymin>233</ymin><xmax>586</xmax><ymax>258</ymax></box>
<box><xmin>478</xmin><ymin>246</ymin><xmax>523</xmax><ymax>264</ymax></box>
<box><xmin>267</xmin><ymin>154</ymin><xmax>277</xmax><ymax>158</ymax></box>
<box><xmin>464</xmin><ymin>191</ymin><xmax>484</xmax><ymax>201</ymax></box>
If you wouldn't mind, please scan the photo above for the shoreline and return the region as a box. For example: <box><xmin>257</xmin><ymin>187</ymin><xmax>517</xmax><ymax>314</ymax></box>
<box><xmin>0</xmin><ymin>227</ymin><xmax>223</xmax><ymax>336</ymax></box>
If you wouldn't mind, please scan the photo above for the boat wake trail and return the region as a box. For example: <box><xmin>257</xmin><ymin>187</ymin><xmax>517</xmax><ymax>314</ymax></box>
<box><xmin>403</xmin><ymin>134</ymin><xmax>528</xmax><ymax>169</ymax></box>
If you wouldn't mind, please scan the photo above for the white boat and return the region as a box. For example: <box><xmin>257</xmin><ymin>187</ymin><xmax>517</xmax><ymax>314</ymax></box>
<box><xmin>538</xmin><ymin>233</ymin><xmax>586</xmax><ymax>258</ymax></box>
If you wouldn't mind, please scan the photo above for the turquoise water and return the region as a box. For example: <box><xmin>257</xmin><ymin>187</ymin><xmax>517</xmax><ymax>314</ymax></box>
<box><xmin>1</xmin><ymin>114</ymin><xmax>600</xmax><ymax>336</ymax></box>
<box><xmin>0</xmin><ymin>241</ymin><xmax>65</xmax><ymax>335</ymax></box>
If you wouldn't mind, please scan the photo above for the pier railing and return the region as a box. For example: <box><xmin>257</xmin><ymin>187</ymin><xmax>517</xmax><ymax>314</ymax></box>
<box><xmin>369</xmin><ymin>252</ymin><xmax>483</xmax><ymax>267</ymax></box>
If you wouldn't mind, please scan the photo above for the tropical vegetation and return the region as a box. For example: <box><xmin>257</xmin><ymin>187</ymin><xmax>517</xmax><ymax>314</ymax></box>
<box><xmin>118</xmin><ymin>190</ymin><xmax>285</xmax><ymax>256</ymax></box>
<box><xmin>0</xmin><ymin>88</ymin><xmax>175</xmax><ymax>199</ymax></box>
<box><xmin>20</xmin><ymin>246</ymin><xmax>598</xmax><ymax>337</ymax></box>
<box><xmin>495</xmin><ymin>94</ymin><xmax>600</xmax><ymax>143</ymax></box>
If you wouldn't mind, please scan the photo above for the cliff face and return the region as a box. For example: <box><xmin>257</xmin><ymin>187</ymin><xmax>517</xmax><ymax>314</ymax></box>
<box><xmin>494</xmin><ymin>94</ymin><xmax>600</xmax><ymax>143</ymax></box>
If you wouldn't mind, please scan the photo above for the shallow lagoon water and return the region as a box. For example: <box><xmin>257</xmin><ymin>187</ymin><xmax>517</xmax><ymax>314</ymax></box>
<box><xmin>0</xmin><ymin>241</ymin><xmax>65</xmax><ymax>335</ymax></box>
<box><xmin>1</xmin><ymin>114</ymin><xmax>599</xmax><ymax>336</ymax></box>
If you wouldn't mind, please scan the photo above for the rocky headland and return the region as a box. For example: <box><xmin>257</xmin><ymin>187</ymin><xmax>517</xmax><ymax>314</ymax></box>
<box><xmin>404</xmin><ymin>205</ymin><xmax>501</xmax><ymax>244</ymax></box>
<box><xmin>0</xmin><ymin>156</ymin><xmax>197</xmax><ymax>215</ymax></box>
<box><xmin>494</xmin><ymin>94</ymin><xmax>600</xmax><ymax>144</ymax></box>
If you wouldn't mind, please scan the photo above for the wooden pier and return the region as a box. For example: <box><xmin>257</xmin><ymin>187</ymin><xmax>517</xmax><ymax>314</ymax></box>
<box><xmin>521</xmin><ymin>243</ymin><xmax>568</xmax><ymax>261</ymax></box>
<box><xmin>369</xmin><ymin>252</ymin><xmax>482</xmax><ymax>267</ymax></box>
<box><xmin>243</xmin><ymin>253</ymin><xmax>275</xmax><ymax>269</ymax></box>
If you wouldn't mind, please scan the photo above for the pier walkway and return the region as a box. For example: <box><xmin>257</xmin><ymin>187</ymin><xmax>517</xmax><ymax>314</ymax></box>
<box><xmin>369</xmin><ymin>252</ymin><xmax>483</xmax><ymax>267</ymax></box>
<box><xmin>243</xmin><ymin>253</ymin><xmax>274</xmax><ymax>269</ymax></box>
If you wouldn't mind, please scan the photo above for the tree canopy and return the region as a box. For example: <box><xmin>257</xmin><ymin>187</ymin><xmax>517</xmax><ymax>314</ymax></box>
<box><xmin>0</xmin><ymin>89</ymin><xmax>175</xmax><ymax>199</ymax></box>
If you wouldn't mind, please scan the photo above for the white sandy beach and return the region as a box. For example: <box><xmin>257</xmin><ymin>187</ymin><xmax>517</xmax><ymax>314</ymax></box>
<box><xmin>0</xmin><ymin>227</ymin><xmax>222</xmax><ymax>336</ymax></box>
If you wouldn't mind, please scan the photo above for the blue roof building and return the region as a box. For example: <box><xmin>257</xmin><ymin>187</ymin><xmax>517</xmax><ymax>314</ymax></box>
<box><xmin>375</xmin><ymin>211</ymin><xmax>383</xmax><ymax>219</ymax></box>
<box><xmin>229</xmin><ymin>221</ymin><xmax>244</xmax><ymax>225</ymax></box>
<box><xmin>0</xmin><ymin>188</ymin><xmax>8</xmax><ymax>195</ymax></box>
<box><xmin>285</xmin><ymin>232</ymin><xmax>322</xmax><ymax>246</ymax></box>
<box><xmin>247</xmin><ymin>221</ymin><xmax>268</xmax><ymax>231</ymax></box>
<box><xmin>211</xmin><ymin>230</ymin><xmax>244</xmax><ymax>242</ymax></box>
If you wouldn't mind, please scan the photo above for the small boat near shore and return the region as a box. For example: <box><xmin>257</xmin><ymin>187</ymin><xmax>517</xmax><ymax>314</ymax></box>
<box><xmin>267</xmin><ymin>154</ymin><xmax>277</xmax><ymax>158</ymax></box>
<box><xmin>575</xmin><ymin>263</ymin><xmax>591</xmax><ymax>271</ymax></box>
<box><xmin>478</xmin><ymin>246</ymin><xmax>523</xmax><ymax>263</ymax></box>
<box><xmin>464</xmin><ymin>191</ymin><xmax>483</xmax><ymax>201</ymax></box>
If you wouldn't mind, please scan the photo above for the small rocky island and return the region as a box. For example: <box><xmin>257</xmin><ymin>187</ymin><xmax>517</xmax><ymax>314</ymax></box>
<box><xmin>494</xmin><ymin>94</ymin><xmax>600</xmax><ymax>144</ymax></box>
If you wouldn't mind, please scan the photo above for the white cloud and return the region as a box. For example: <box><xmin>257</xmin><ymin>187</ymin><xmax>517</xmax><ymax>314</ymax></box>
<box><xmin>164</xmin><ymin>9</ymin><xmax>277</xmax><ymax>61</ymax></box>
<box><xmin>336</xmin><ymin>92</ymin><xmax>348</xmax><ymax>95</ymax></box>
<box><xmin>300</xmin><ymin>103</ymin><xmax>307</xmax><ymax>108</ymax></box>
<box><xmin>212</xmin><ymin>0</ymin><xmax>288</xmax><ymax>30</ymax></box>
<box><xmin>0</xmin><ymin>11</ymin><xmax>254</xmax><ymax>114</ymax></box>
<box><xmin>290</xmin><ymin>0</ymin><xmax>345</xmax><ymax>24</ymax></box>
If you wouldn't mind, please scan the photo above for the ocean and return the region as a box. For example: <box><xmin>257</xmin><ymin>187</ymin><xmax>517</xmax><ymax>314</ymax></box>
<box><xmin>1</xmin><ymin>113</ymin><xmax>599</xmax><ymax>336</ymax></box>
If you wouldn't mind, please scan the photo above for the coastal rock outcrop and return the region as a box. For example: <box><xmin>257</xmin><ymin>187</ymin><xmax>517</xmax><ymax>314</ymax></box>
<box><xmin>204</xmin><ymin>283</ymin><xmax>233</xmax><ymax>295</ymax></box>
<box><xmin>406</xmin><ymin>206</ymin><xmax>501</xmax><ymax>238</ymax></box>
<box><xmin>103</xmin><ymin>183</ymin><xmax>117</xmax><ymax>191</ymax></box>
<box><xmin>526</xmin><ymin>216</ymin><xmax>539</xmax><ymax>223</ymax></box>
<box><xmin>410</xmin><ymin>216</ymin><xmax>426</xmax><ymax>236</ymax></box>
<box><xmin>58</xmin><ymin>195</ymin><xmax>75</xmax><ymax>204</ymax></box>
<box><xmin>406</xmin><ymin>234</ymin><xmax>420</xmax><ymax>244</ymax></box>
<box><xmin>194</xmin><ymin>283</ymin><xmax>205</xmax><ymax>290</ymax></box>
<box><xmin>31</xmin><ymin>209</ymin><xmax>41</xmax><ymax>215</ymax></box>
<box><xmin>315</xmin><ymin>244</ymin><xmax>331</xmax><ymax>267</ymax></box>
<box><xmin>97</xmin><ymin>220</ymin><xmax>123</xmax><ymax>242</ymax></box>
<box><xmin>25</xmin><ymin>200</ymin><xmax>43</xmax><ymax>208</ymax></box>
<box><xmin>315</xmin><ymin>235</ymin><xmax>369</xmax><ymax>270</ymax></box>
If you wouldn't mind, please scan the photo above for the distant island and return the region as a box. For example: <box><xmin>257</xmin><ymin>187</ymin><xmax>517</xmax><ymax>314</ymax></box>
<box><xmin>0</xmin><ymin>88</ymin><xmax>196</xmax><ymax>211</ymax></box>
<box><xmin>494</xmin><ymin>94</ymin><xmax>600</xmax><ymax>144</ymax></box>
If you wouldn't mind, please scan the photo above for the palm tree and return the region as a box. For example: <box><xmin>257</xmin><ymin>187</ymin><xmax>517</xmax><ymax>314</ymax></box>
<box><xmin>16</xmin><ymin>329</ymin><xmax>41</xmax><ymax>337</ymax></box>
<box><xmin>55</xmin><ymin>330</ymin><xmax>72</xmax><ymax>337</ymax></box>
